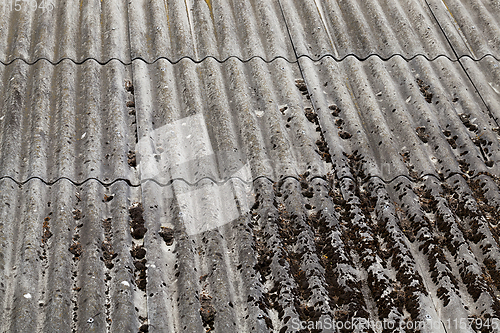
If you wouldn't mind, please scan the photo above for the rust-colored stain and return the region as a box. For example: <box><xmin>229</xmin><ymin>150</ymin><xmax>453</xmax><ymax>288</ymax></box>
<box><xmin>205</xmin><ymin>0</ymin><xmax>214</xmax><ymax>23</ymax></box>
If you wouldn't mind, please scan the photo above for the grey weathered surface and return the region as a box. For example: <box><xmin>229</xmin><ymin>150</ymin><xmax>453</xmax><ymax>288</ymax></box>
<box><xmin>2</xmin><ymin>0</ymin><xmax>500</xmax><ymax>333</ymax></box>
<box><xmin>0</xmin><ymin>0</ymin><xmax>130</xmax><ymax>64</ymax></box>
<box><xmin>280</xmin><ymin>0</ymin><xmax>457</xmax><ymax>60</ymax></box>
<box><xmin>132</xmin><ymin>57</ymin><xmax>327</xmax><ymax>184</ymax></box>
<box><xmin>299</xmin><ymin>55</ymin><xmax>500</xmax><ymax>181</ymax></box>
<box><xmin>128</xmin><ymin>0</ymin><xmax>295</xmax><ymax>62</ymax></box>
<box><xmin>0</xmin><ymin>60</ymin><xmax>138</xmax><ymax>184</ymax></box>
<box><xmin>426</xmin><ymin>0</ymin><xmax>500</xmax><ymax>59</ymax></box>
<box><xmin>0</xmin><ymin>178</ymin><xmax>141</xmax><ymax>332</ymax></box>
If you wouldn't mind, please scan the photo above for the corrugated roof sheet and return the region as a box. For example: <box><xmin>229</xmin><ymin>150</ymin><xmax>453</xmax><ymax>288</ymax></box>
<box><xmin>133</xmin><ymin>57</ymin><xmax>327</xmax><ymax>183</ymax></box>
<box><xmin>128</xmin><ymin>0</ymin><xmax>295</xmax><ymax>62</ymax></box>
<box><xmin>299</xmin><ymin>55</ymin><xmax>500</xmax><ymax>180</ymax></box>
<box><xmin>426</xmin><ymin>0</ymin><xmax>500</xmax><ymax>59</ymax></box>
<box><xmin>0</xmin><ymin>60</ymin><xmax>138</xmax><ymax>184</ymax></box>
<box><xmin>0</xmin><ymin>0</ymin><xmax>130</xmax><ymax>64</ymax></box>
<box><xmin>0</xmin><ymin>178</ymin><xmax>141</xmax><ymax>332</ymax></box>
<box><xmin>280</xmin><ymin>0</ymin><xmax>457</xmax><ymax>60</ymax></box>
<box><xmin>1</xmin><ymin>0</ymin><xmax>500</xmax><ymax>332</ymax></box>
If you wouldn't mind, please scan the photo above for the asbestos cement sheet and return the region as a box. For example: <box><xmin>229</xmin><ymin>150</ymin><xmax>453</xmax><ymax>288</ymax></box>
<box><xmin>128</xmin><ymin>0</ymin><xmax>296</xmax><ymax>63</ymax></box>
<box><xmin>426</xmin><ymin>0</ymin><xmax>500</xmax><ymax>60</ymax></box>
<box><xmin>0</xmin><ymin>0</ymin><xmax>130</xmax><ymax>64</ymax></box>
<box><xmin>0</xmin><ymin>60</ymin><xmax>139</xmax><ymax>184</ymax></box>
<box><xmin>279</xmin><ymin>0</ymin><xmax>456</xmax><ymax>60</ymax></box>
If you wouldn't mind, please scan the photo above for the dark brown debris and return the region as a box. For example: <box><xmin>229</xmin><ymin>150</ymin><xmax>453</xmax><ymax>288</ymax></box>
<box><xmin>416</xmin><ymin>78</ymin><xmax>433</xmax><ymax>103</ymax></box>
<box><xmin>131</xmin><ymin>245</ymin><xmax>146</xmax><ymax>260</ymax></box>
<box><xmin>315</xmin><ymin>138</ymin><xmax>332</xmax><ymax>163</ymax></box>
<box><xmin>304</xmin><ymin>107</ymin><xmax>317</xmax><ymax>123</ymax></box>
<box><xmin>131</xmin><ymin>244</ymin><xmax>147</xmax><ymax>292</ymax></box>
<box><xmin>127</xmin><ymin>150</ymin><xmax>137</xmax><ymax>167</ymax></box>
<box><xmin>295</xmin><ymin>79</ymin><xmax>308</xmax><ymax>94</ymax></box>
<box><xmin>416</xmin><ymin>126</ymin><xmax>428</xmax><ymax>143</ymax></box>
<box><xmin>447</xmin><ymin>136</ymin><xmax>458</xmax><ymax>149</ymax></box>
<box><xmin>136</xmin><ymin>275</ymin><xmax>147</xmax><ymax>291</ymax></box>
<box><xmin>125</xmin><ymin>80</ymin><xmax>134</xmax><ymax>94</ymax></box>
<box><xmin>133</xmin><ymin>256</ymin><xmax>147</xmax><ymax>292</ymax></box>
<box><xmin>129</xmin><ymin>203</ymin><xmax>147</xmax><ymax>239</ymax></box>
<box><xmin>101</xmin><ymin>218</ymin><xmax>117</xmax><ymax>269</ymax></box>
<box><xmin>128</xmin><ymin>203</ymin><xmax>148</xmax><ymax>292</ymax></box>
<box><xmin>42</xmin><ymin>216</ymin><xmax>53</xmax><ymax>244</ymax></box>
<box><xmin>69</xmin><ymin>242</ymin><xmax>82</xmax><ymax>259</ymax></box>
<box><xmin>459</xmin><ymin>113</ymin><xmax>480</xmax><ymax>133</ymax></box>
<box><xmin>200</xmin><ymin>293</ymin><xmax>216</xmax><ymax>330</ymax></box>
<box><xmin>103</xmin><ymin>194</ymin><xmax>114</xmax><ymax>202</ymax></box>
<box><xmin>329</xmin><ymin>104</ymin><xmax>341</xmax><ymax>117</ymax></box>
<box><xmin>158</xmin><ymin>227</ymin><xmax>174</xmax><ymax>246</ymax></box>
<box><xmin>338</xmin><ymin>130</ymin><xmax>352</xmax><ymax>140</ymax></box>
<box><xmin>101</xmin><ymin>241</ymin><xmax>117</xmax><ymax>269</ymax></box>
<box><xmin>72</xmin><ymin>209</ymin><xmax>82</xmax><ymax>220</ymax></box>
<box><xmin>134</xmin><ymin>260</ymin><xmax>146</xmax><ymax>271</ymax></box>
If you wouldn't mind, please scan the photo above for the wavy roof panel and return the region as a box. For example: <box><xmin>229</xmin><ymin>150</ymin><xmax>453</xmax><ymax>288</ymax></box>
<box><xmin>1</xmin><ymin>0</ymin><xmax>500</xmax><ymax>332</ymax></box>
<box><xmin>427</xmin><ymin>0</ymin><xmax>500</xmax><ymax>59</ymax></box>
<box><xmin>0</xmin><ymin>178</ymin><xmax>142</xmax><ymax>332</ymax></box>
<box><xmin>298</xmin><ymin>55</ymin><xmax>500</xmax><ymax>181</ymax></box>
<box><xmin>132</xmin><ymin>57</ymin><xmax>328</xmax><ymax>184</ymax></box>
<box><xmin>279</xmin><ymin>0</ymin><xmax>457</xmax><ymax>60</ymax></box>
<box><xmin>128</xmin><ymin>0</ymin><xmax>296</xmax><ymax>63</ymax></box>
<box><xmin>0</xmin><ymin>60</ymin><xmax>138</xmax><ymax>184</ymax></box>
<box><xmin>0</xmin><ymin>0</ymin><xmax>130</xmax><ymax>64</ymax></box>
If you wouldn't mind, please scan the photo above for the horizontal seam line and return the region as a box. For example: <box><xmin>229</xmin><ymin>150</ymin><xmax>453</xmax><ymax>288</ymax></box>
<box><xmin>0</xmin><ymin>53</ymin><xmax>498</xmax><ymax>66</ymax></box>
<box><xmin>0</xmin><ymin>171</ymin><xmax>491</xmax><ymax>187</ymax></box>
